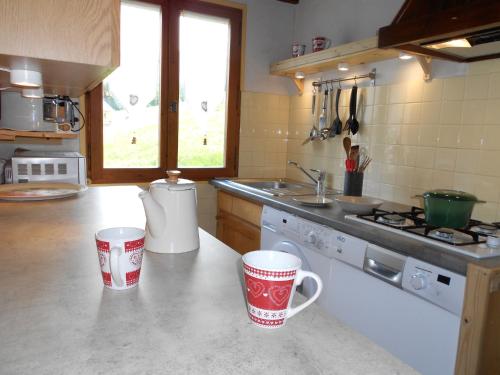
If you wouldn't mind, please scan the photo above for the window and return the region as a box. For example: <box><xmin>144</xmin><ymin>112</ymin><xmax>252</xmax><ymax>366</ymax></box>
<box><xmin>87</xmin><ymin>0</ymin><xmax>242</xmax><ymax>183</ymax></box>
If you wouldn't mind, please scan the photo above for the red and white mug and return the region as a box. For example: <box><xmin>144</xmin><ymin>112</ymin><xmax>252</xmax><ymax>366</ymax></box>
<box><xmin>242</xmin><ymin>250</ymin><xmax>323</xmax><ymax>329</ymax></box>
<box><xmin>312</xmin><ymin>36</ymin><xmax>331</xmax><ymax>52</ymax></box>
<box><xmin>95</xmin><ymin>227</ymin><xmax>145</xmax><ymax>290</ymax></box>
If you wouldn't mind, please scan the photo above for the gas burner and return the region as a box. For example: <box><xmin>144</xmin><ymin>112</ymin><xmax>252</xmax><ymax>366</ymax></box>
<box><xmin>471</xmin><ymin>224</ymin><xmax>498</xmax><ymax>235</ymax></box>
<box><xmin>431</xmin><ymin>229</ymin><xmax>454</xmax><ymax>242</ymax></box>
<box><xmin>377</xmin><ymin>214</ymin><xmax>406</xmax><ymax>226</ymax></box>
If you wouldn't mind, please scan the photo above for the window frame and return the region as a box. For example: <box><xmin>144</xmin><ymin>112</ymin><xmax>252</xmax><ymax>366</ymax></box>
<box><xmin>86</xmin><ymin>0</ymin><xmax>242</xmax><ymax>183</ymax></box>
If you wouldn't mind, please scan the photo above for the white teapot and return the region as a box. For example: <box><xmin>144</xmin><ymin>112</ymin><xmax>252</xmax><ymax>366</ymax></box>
<box><xmin>139</xmin><ymin>170</ymin><xmax>199</xmax><ymax>253</ymax></box>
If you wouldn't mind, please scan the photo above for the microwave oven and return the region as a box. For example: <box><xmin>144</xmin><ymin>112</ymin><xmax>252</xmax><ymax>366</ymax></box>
<box><xmin>10</xmin><ymin>150</ymin><xmax>86</xmax><ymax>185</ymax></box>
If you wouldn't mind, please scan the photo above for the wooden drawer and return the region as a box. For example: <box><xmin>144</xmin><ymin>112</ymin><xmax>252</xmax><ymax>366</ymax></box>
<box><xmin>217</xmin><ymin>191</ymin><xmax>262</xmax><ymax>227</ymax></box>
<box><xmin>216</xmin><ymin>190</ymin><xmax>263</xmax><ymax>254</ymax></box>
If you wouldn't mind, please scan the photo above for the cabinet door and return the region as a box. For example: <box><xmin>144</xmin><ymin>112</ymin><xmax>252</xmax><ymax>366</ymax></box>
<box><xmin>216</xmin><ymin>212</ymin><xmax>260</xmax><ymax>255</ymax></box>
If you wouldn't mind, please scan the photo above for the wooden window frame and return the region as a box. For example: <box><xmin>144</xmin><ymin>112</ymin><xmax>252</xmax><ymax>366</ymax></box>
<box><xmin>86</xmin><ymin>0</ymin><xmax>242</xmax><ymax>183</ymax></box>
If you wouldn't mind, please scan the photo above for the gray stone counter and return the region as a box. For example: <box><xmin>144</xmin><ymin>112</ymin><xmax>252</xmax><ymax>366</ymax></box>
<box><xmin>210</xmin><ymin>179</ymin><xmax>500</xmax><ymax>276</ymax></box>
<box><xmin>0</xmin><ymin>186</ymin><xmax>417</xmax><ymax>375</ymax></box>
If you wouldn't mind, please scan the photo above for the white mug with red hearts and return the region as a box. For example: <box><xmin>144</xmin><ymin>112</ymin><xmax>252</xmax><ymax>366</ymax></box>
<box><xmin>242</xmin><ymin>250</ymin><xmax>323</xmax><ymax>329</ymax></box>
<box><xmin>312</xmin><ymin>36</ymin><xmax>331</xmax><ymax>52</ymax></box>
<box><xmin>95</xmin><ymin>227</ymin><xmax>145</xmax><ymax>290</ymax></box>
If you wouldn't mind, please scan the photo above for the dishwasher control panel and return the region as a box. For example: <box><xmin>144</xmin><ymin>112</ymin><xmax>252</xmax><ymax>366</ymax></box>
<box><xmin>402</xmin><ymin>257</ymin><xmax>466</xmax><ymax>316</ymax></box>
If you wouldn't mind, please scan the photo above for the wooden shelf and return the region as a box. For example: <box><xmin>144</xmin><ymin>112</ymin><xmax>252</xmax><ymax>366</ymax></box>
<box><xmin>270</xmin><ymin>36</ymin><xmax>399</xmax><ymax>93</ymax></box>
<box><xmin>0</xmin><ymin>129</ymin><xmax>78</xmax><ymax>141</ymax></box>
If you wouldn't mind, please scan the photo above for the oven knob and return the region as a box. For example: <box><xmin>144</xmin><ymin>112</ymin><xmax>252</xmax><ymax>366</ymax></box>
<box><xmin>410</xmin><ymin>273</ymin><xmax>427</xmax><ymax>290</ymax></box>
<box><xmin>306</xmin><ymin>231</ymin><xmax>317</xmax><ymax>245</ymax></box>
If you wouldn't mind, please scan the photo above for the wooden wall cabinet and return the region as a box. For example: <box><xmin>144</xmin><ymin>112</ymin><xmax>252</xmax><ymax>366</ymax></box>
<box><xmin>216</xmin><ymin>191</ymin><xmax>262</xmax><ymax>255</ymax></box>
<box><xmin>0</xmin><ymin>0</ymin><xmax>120</xmax><ymax>97</ymax></box>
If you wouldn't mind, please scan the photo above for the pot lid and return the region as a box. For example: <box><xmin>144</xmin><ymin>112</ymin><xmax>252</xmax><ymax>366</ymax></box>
<box><xmin>150</xmin><ymin>170</ymin><xmax>196</xmax><ymax>191</ymax></box>
<box><xmin>423</xmin><ymin>189</ymin><xmax>478</xmax><ymax>202</ymax></box>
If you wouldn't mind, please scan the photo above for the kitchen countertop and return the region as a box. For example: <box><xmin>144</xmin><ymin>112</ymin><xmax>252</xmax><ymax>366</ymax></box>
<box><xmin>210</xmin><ymin>179</ymin><xmax>500</xmax><ymax>276</ymax></box>
<box><xmin>0</xmin><ymin>186</ymin><xmax>418</xmax><ymax>375</ymax></box>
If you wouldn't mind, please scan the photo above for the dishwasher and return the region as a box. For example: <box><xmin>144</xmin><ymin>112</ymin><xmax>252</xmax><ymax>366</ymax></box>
<box><xmin>330</xmin><ymin>239</ymin><xmax>466</xmax><ymax>375</ymax></box>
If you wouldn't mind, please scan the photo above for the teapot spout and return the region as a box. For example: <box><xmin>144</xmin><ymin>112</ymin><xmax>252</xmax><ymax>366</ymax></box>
<box><xmin>139</xmin><ymin>190</ymin><xmax>165</xmax><ymax>238</ymax></box>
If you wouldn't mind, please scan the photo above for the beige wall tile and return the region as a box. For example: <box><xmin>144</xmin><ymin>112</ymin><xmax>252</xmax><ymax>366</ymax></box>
<box><xmin>400</xmin><ymin>125</ymin><xmax>419</xmax><ymax>146</ymax></box>
<box><xmin>474</xmin><ymin>176</ymin><xmax>500</xmax><ymax>203</ymax></box>
<box><xmin>438</xmin><ymin>126</ymin><xmax>460</xmax><ymax>148</ymax></box>
<box><xmin>479</xmin><ymin>150</ymin><xmax>500</xmax><ymax>176</ymax></box>
<box><xmin>457</xmin><ymin>126</ymin><xmax>484</xmax><ymax>149</ymax></box>
<box><xmin>440</xmin><ymin>101</ymin><xmax>463</xmax><ymax>124</ymax></box>
<box><xmin>373</xmin><ymin>105</ymin><xmax>388</xmax><ymax>124</ymax></box>
<box><xmin>389</xmin><ymin>84</ymin><xmax>406</xmax><ymax>104</ymax></box>
<box><xmin>482</xmin><ymin>126</ymin><xmax>500</xmax><ymax>150</ymax></box>
<box><xmin>434</xmin><ymin>148</ymin><xmax>457</xmax><ymax>171</ymax></box>
<box><xmin>406</xmin><ymin>79</ymin><xmax>424</xmax><ymax>103</ymax></box>
<box><xmin>461</xmin><ymin>100</ymin><xmax>486</xmax><ymax>125</ymax></box>
<box><xmin>484</xmin><ymin>99</ymin><xmax>500</xmax><ymax>124</ymax></box>
<box><xmin>443</xmin><ymin>77</ymin><xmax>465</xmax><ymax>101</ymax></box>
<box><xmin>387</xmin><ymin>104</ymin><xmax>405</xmax><ymax>124</ymax></box>
<box><xmin>422</xmin><ymin>79</ymin><xmax>443</xmax><ymax>102</ymax></box>
<box><xmin>419</xmin><ymin>126</ymin><xmax>438</xmax><ymax>146</ymax></box>
<box><xmin>454</xmin><ymin>172</ymin><xmax>476</xmax><ymax>193</ymax></box>
<box><xmin>456</xmin><ymin>149</ymin><xmax>481</xmax><ymax>173</ymax></box>
<box><xmin>374</xmin><ymin>85</ymin><xmax>388</xmax><ymax>105</ymax></box>
<box><xmin>489</xmin><ymin>72</ymin><xmax>500</xmax><ymax>99</ymax></box>
<box><xmin>404</xmin><ymin>103</ymin><xmax>421</xmax><ymax>124</ymax></box>
<box><xmin>411</xmin><ymin>168</ymin><xmax>433</xmax><ymax>189</ymax></box>
<box><xmin>465</xmin><ymin>74</ymin><xmax>489</xmax><ymax>100</ymax></box>
<box><xmin>420</xmin><ymin>102</ymin><xmax>441</xmax><ymax>124</ymax></box>
<box><xmin>416</xmin><ymin>147</ymin><xmax>436</xmax><ymax>168</ymax></box>
<box><xmin>431</xmin><ymin>170</ymin><xmax>454</xmax><ymax>189</ymax></box>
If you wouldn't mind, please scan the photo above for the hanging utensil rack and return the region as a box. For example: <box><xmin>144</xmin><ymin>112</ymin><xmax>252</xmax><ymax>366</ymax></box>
<box><xmin>312</xmin><ymin>68</ymin><xmax>376</xmax><ymax>88</ymax></box>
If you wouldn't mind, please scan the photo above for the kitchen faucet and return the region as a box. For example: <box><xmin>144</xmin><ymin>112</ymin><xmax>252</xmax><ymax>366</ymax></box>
<box><xmin>287</xmin><ymin>160</ymin><xmax>326</xmax><ymax>197</ymax></box>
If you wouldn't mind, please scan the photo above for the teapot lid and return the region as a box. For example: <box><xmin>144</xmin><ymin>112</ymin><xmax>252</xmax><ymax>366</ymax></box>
<box><xmin>150</xmin><ymin>170</ymin><xmax>196</xmax><ymax>191</ymax></box>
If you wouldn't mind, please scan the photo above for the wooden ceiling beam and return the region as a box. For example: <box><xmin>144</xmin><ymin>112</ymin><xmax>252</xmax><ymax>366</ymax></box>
<box><xmin>276</xmin><ymin>0</ymin><xmax>299</xmax><ymax>4</ymax></box>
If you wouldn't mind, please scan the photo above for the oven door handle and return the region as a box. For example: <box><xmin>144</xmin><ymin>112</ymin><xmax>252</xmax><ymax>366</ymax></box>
<box><xmin>262</xmin><ymin>223</ymin><xmax>278</xmax><ymax>233</ymax></box>
<box><xmin>363</xmin><ymin>257</ymin><xmax>403</xmax><ymax>287</ymax></box>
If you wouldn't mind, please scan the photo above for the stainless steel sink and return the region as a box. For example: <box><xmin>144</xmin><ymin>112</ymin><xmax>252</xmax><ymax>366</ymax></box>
<box><xmin>226</xmin><ymin>179</ymin><xmax>336</xmax><ymax>197</ymax></box>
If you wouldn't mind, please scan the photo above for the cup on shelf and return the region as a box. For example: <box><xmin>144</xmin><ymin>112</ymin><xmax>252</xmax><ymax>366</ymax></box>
<box><xmin>343</xmin><ymin>171</ymin><xmax>364</xmax><ymax>196</ymax></box>
<box><xmin>312</xmin><ymin>36</ymin><xmax>331</xmax><ymax>52</ymax></box>
<box><xmin>95</xmin><ymin>227</ymin><xmax>145</xmax><ymax>290</ymax></box>
<box><xmin>292</xmin><ymin>41</ymin><xmax>306</xmax><ymax>57</ymax></box>
<box><xmin>242</xmin><ymin>250</ymin><xmax>323</xmax><ymax>329</ymax></box>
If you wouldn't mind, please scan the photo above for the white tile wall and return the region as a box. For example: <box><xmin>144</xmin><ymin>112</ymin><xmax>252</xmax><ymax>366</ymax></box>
<box><xmin>285</xmin><ymin>59</ymin><xmax>500</xmax><ymax>222</ymax></box>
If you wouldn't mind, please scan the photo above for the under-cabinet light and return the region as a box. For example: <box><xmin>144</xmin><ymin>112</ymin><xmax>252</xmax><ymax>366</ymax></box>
<box><xmin>426</xmin><ymin>38</ymin><xmax>471</xmax><ymax>49</ymax></box>
<box><xmin>22</xmin><ymin>87</ymin><xmax>44</xmax><ymax>99</ymax></box>
<box><xmin>10</xmin><ymin>69</ymin><xmax>42</xmax><ymax>88</ymax></box>
<box><xmin>338</xmin><ymin>62</ymin><xmax>349</xmax><ymax>71</ymax></box>
<box><xmin>294</xmin><ymin>71</ymin><xmax>305</xmax><ymax>79</ymax></box>
<box><xmin>399</xmin><ymin>52</ymin><xmax>413</xmax><ymax>60</ymax></box>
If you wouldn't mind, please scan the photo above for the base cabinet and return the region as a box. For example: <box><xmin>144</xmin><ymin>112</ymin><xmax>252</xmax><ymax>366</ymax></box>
<box><xmin>216</xmin><ymin>191</ymin><xmax>262</xmax><ymax>255</ymax></box>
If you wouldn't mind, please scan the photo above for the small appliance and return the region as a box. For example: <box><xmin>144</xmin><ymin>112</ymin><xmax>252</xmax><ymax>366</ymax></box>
<box><xmin>10</xmin><ymin>150</ymin><xmax>86</xmax><ymax>185</ymax></box>
<box><xmin>139</xmin><ymin>170</ymin><xmax>199</xmax><ymax>254</ymax></box>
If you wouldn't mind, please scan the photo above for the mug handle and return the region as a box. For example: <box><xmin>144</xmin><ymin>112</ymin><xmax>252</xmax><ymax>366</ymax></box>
<box><xmin>286</xmin><ymin>270</ymin><xmax>323</xmax><ymax>319</ymax></box>
<box><xmin>110</xmin><ymin>246</ymin><xmax>124</xmax><ymax>287</ymax></box>
<box><xmin>325</xmin><ymin>39</ymin><xmax>332</xmax><ymax>49</ymax></box>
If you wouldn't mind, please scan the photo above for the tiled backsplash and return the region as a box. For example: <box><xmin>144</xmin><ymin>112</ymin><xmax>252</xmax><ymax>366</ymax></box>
<box><xmin>286</xmin><ymin>59</ymin><xmax>500</xmax><ymax>222</ymax></box>
<box><xmin>239</xmin><ymin>91</ymin><xmax>290</xmax><ymax>179</ymax></box>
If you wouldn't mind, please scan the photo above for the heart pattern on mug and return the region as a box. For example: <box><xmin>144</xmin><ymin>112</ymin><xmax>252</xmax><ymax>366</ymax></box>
<box><xmin>247</xmin><ymin>278</ymin><xmax>265</xmax><ymax>298</ymax></box>
<box><xmin>269</xmin><ymin>285</ymin><xmax>291</xmax><ymax>306</ymax></box>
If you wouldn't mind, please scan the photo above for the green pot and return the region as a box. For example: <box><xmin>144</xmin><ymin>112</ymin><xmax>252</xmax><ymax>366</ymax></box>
<box><xmin>420</xmin><ymin>190</ymin><xmax>485</xmax><ymax>228</ymax></box>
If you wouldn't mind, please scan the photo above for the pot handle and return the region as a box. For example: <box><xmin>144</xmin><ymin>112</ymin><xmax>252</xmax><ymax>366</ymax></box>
<box><xmin>412</xmin><ymin>195</ymin><xmax>423</xmax><ymax>198</ymax></box>
<box><xmin>476</xmin><ymin>200</ymin><xmax>487</xmax><ymax>204</ymax></box>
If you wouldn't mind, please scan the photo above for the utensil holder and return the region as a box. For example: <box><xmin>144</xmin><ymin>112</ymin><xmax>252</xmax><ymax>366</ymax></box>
<box><xmin>343</xmin><ymin>172</ymin><xmax>364</xmax><ymax>196</ymax></box>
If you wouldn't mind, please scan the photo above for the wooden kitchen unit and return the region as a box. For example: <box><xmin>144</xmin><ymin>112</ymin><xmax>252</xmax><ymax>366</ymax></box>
<box><xmin>216</xmin><ymin>191</ymin><xmax>262</xmax><ymax>255</ymax></box>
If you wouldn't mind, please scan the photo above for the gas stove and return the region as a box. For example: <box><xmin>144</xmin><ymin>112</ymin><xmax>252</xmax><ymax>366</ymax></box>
<box><xmin>346</xmin><ymin>207</ymin><xmax>500</xmax><ymax>258</ymax></box>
